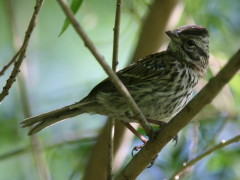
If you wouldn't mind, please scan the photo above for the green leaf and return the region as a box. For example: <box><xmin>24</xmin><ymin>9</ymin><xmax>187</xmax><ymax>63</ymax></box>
<box><xmin>58</xmin><ymin>0</ymin><xmax>84</xmax><ymax>36</ymax></box>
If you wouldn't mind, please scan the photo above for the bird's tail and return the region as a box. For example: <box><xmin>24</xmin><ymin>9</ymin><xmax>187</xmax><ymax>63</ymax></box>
<box><xmin>21</xmin><ymin>104</ymin><xmax>85</xmax><ymax>135</ymax></box>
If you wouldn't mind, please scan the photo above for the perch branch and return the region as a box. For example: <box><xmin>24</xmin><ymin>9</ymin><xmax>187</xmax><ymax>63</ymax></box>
<box><xmin>117</xmin><ymin>50</ymin><xmax>240</xmax><ymax>179</ymax></box>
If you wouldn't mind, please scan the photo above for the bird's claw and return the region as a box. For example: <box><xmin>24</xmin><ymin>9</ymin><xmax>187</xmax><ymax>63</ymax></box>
<box><xmin>147</xmin><ymin>154</ymin><xmax>158</xmax><ymax>168</ymax></box>
<box><xmin>172</xmin><ymin>134</ymin><xmax>178</xmax><ymax>146</ymax></box>
<box><xmin>131</xmin><ymin>143</ymin><xmax>158</xmax><ymax>168</ymax></box>
<box><xmin>131</xmin><ymin>143</ymin><xmax>145</xmax><ymax>157</ymax></box>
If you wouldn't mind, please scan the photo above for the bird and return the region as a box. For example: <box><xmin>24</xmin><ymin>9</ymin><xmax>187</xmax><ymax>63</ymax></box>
<box><xmin>21</xmin><ymin>25</ymin><xmax>209</xmax><ymax>137</ymax></box>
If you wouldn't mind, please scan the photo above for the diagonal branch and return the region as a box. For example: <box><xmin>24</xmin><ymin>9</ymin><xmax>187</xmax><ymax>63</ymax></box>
<box><xmin>169</xmin><ymin>134</ymin><xmax>240</xmax><ymax>180</ymax></box>
<box><xmin>56</xmin><ymin>0</ymin><xmax>152</xmax><ymax>137</ymax></box>
<box><xmin>0</xmin><ymin>0</ymin><xmax>44</xmax><ymax>102</ymax></box>
<box><xmin>117</xmin><ymin>49</ymin><xmax>240</xmax><ymax>179</ymax></box>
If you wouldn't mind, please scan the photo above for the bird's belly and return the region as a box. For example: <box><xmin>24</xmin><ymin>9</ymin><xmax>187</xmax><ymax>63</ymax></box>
<box><xmin>138</xmin><ymin>90</ymin><xmax>193</xmax><ymax>123</ymax></box>
<box><xmin>95</xmin><ymin>85</ymin><xmax>193</xmax><ymax>123</ymax></box>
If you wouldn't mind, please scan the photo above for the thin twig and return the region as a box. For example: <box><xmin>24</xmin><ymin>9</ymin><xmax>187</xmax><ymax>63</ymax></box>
<box><xmin>56</xmin><ymin>0</ymin><xmax>152</xmax><ymax>137</ymax></box>
<box><xmin>0</xmin><ymin>51</ymin><xmax>20</xmax><ymax>76</ymax></box>
<box><xmin>0</xmin><ymin>147</ymin><xmax>28</xmax><ymax>161</ymax></box>
<box><xmin>117</xmin><ymin>50</ymin><xmax>240</xmax><ymax>179</ymax></box>
<box><xmin>107</xmin><ymin>119</ymin><xmax>115</xmax><ymax>180</ymax></box>
<box><xmin>107</xmin><ymin>1</ymin><xmax>122</xmax><ymax>179</ymax></box>
<box><xmin>4</xmin><ymin>0</ymin><xmax>50</xmax><ymax>179</ymax></box>
<box><xmin>112</xmin><ymin>0</ymin><xmax>121</xmax><ymax>71</ymax></box>
<box><xmin>169</xmin><ymin>135</ymin><xmax>240</xmax><ymax>180</ymax></box>
<box><xmin>0</xmin><ymin>0</ymin><xmax>21</xmax><ymax>77</ymax></box>
<box><xmin>18</xmin><ymin>74</ymin><xmax>50</xmax><ymax>180</ymax></box>
<box><xmin>0</xmin><ymin>135</ymin><xmax>96</xmax><ymax>161</ymax></box>
<box><xmin>0</xmin><ymin>0</ymin><xmax>44</xmax><ymax>102</ymax></box>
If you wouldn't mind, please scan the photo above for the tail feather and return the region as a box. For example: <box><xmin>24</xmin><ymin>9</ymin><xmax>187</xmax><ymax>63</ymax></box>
<box><xmin>21</xmin><ymin>105</ymin><xmax>84</xmax><ymax>135</ymax></box>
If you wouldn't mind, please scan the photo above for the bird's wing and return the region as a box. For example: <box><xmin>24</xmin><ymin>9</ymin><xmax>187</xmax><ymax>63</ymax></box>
<box><xmin>81</xmin><ymin>52</ymin><xmax>170</xmax><ymax>101</ymax></box>
<box><xmin>119</xmin><ymin>52</ymin><xmax>168</xmax><ymax>81</ymax></box>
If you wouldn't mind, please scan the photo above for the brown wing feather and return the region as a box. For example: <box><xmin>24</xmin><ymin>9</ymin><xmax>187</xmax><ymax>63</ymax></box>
<box><xmin>80</xmin><ymin>52</ymin><xmax>170</xmax><ymax>102</ymax></box>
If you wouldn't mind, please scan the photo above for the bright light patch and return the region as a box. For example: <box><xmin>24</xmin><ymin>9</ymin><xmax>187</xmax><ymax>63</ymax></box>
<box><xmin>175</xmin><ymin>175</ymin><xmax>180</xmax><ymax>180</ymax></box>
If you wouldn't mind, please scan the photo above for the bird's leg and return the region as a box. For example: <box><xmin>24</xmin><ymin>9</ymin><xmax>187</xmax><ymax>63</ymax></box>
<box><xmin>124</xmin><ymin>111</ymin><xmax>153</xmax><ymax>140</ymax></box>
<box><xmin>125</xmin><ymin>114</ymin><xmax>178</xmax><ymax>145</ymax></box>
<box><xmin>122</xmin><ymin>120</ymin><xmax>159</xmax><ymax>167</ymax></box>
<box><xmin>122</xmin><ymin>115</ymin><xmax>177</xmax><ymax>162</ymax></box>
<box><xmin>121</xmin><ymin>122</ymin><xmax>148</xmax><ymax>144</ymax></box>
<box><xmin>122</xmin><ymin>119</ymin><xmax>176</xmax><ymax>167</ymax></box>
<box><xmin>121</xmin><ymin>122</ymin><xmax>148</xmax><ymax>156</ymax></box>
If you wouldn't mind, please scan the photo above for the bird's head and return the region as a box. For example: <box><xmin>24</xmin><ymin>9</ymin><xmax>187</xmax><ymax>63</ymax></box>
<box><xmin>166</xmin><ymin>25</ymin><xmax>209</xmax><ymax>76</ymax></box>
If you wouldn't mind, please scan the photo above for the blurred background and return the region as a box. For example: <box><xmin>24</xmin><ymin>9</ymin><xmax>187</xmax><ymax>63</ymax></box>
<box><xmin>0</xmin><ymin>0</ymin><xmax>240</xmax><ymax>180</ymax></box>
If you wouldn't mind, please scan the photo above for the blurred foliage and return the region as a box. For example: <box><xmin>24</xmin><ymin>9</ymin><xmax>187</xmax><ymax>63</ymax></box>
<box><xmin>0</xmin><ymin>0</ymin><xmax>239</xmax><ymax>180</ymax></box>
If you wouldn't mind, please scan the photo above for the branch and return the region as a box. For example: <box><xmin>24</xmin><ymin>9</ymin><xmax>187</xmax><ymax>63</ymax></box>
<box><xmin>107</xmin><ymin>0</ymin><xmax>122</xmax><ymax>179</ymax></box>
<box><xmin>0</xmin><ymin>0</ymin><xmax>44</xmax><ymax>102</ymax></box>
<box><xmin>107</xmin><ymin>120</ymin><xmax>115</xmax><ymax>180</ymax></box>
<box><xmin>3</xmin><ymin>0</ymin><xmax>50</xmax><ymax>179</ymax></box>
<box><xmin>112</xmin><ymin>0</ymin><xmax>121</xmax><ymax>72</ymax></box>
<box><xmin>0</xmin><ymin>147</ymin><xmax>28</xmax><ymax>161</ymax></box>
<box><xmin>0</xmin><ymin>0</ymin><xmax>21</xmax><ymax>77</ymax></box>
<box><xmin>18</xmin><ymin>72</ymin><xmax>50</xmax><ymax>180</ymax></box>
<box><xmin>169</xmin><ymin>134</ymin><xmax>240</xmax><ymax>180</ymax></box>
<box><xmin>56</xmin><ymin>0</ymin><xmax>152</xmax><ymax>136</ymax></box>
<box><xmin>117</xmin><ymin>50</ymin><xmax>240</xmax><ymax>179</ymax></box>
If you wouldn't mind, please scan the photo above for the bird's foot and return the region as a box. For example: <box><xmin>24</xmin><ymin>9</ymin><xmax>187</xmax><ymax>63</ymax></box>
<box><xmin>147</xmin><ymin>154</ymin><xmax>158</xmax><ymax>168</ymax></box>
<box><xmin>131</xmin><ymin>141</ymin><xmax>158</xmax><ymax>168</ymax></box>
<box><xmin>131</xmin><ymin>143</ymin><xmax>146</xmax><ymax>157</ymax></box>
<box><xmin>172</xmin><ymin>134</ymin><xmax>178</xmax><ymax>146</ymax></box>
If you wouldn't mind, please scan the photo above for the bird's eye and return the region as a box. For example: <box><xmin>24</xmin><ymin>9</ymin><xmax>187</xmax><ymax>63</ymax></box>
<box><xmin>187</xmin><ymin>40</ymin><xmax>196</xmax><ymax>47</ymax></box>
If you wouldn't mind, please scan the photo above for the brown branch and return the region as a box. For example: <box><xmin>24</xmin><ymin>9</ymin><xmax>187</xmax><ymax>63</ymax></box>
<box><xmin>107</xmin><ymin>119</ymin><xmax>115</xmax><ymax>180</ymax></box>
<box><xmin>3</xmin><ymin>0</ymin><xmax>50</xmax><ymax>179</ymax></box>
<box><xmin>112</xmin><ymin>0</ymin><xmax>122</xmax><ymax>72</ymax></box>
<box><xmin>0</xmin><ymin>0</ymin><xmax>44</xmax><ymax>102</ymax></box>
<box><xmin>56</xmin><ymin>0</ymin><xmax>152</xmax><ymax>136</ymax></box>
<box><xmin>169</xmin><ymin>134</ymin><xmax>240</xmax><ymax>180</ymax></box>
<box><xmin>117</xmin><ymin>50</ymin><xmax>240</xmax><ymax>179</ymax></box>
<box><xmin>107</xmin><ymin>1</ymin><xmax>122</xmax><ymax>179</ymax></box>
<box><xmin>18</xmin><ymin>73</ymin><xmax>50</xmax><ymax>180</ymax></box>
<box><xmin>0</xmin><ymin>0</ymin><xmax>21</xmax><ymax>77</ymax></box>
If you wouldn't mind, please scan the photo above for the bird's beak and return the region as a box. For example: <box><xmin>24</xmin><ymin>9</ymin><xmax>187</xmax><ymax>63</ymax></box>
<box><xmin>166</xmin><ymin>30</ymin><xmax>179</xmax><ymax>42</ymax></box>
